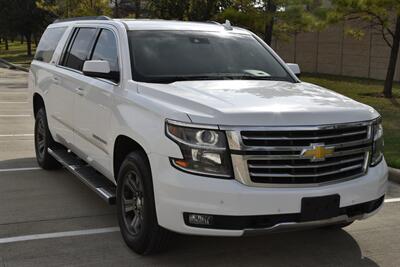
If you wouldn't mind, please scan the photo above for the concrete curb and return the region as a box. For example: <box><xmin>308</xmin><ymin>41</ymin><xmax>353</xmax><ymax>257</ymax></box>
<box><xmin>0</xmin><ymin>58</ymin><xmax>29</xmax><ymax>72</ymax></box>
<box><xmin>389</xmin><ymin>168</ymin><xmax>400</xmax><ymax>184</ymax></box>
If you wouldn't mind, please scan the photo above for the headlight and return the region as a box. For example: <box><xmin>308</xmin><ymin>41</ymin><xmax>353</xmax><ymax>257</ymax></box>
<box><xmin>371</xmin><ymin>118</ymin><xmax>384</xmax><ymax>166</ymax></box>
<box><xmin>166</xmin><ymin>120</ymin><xmax>233</xmax><ymax>178</ymax></box>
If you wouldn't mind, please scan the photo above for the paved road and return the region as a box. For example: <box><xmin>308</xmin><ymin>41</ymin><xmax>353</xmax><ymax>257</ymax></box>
<box><xmin>0</xmin><ymin>68</ymin><xmax>399</xmax><ymax>267</ymax></box>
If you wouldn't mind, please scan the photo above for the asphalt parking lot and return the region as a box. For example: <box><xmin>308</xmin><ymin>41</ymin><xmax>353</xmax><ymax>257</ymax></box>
<box><xmin>0</xmin><ymin>67</ymin><xmax>399</xmax><ymax>267</ymax></box>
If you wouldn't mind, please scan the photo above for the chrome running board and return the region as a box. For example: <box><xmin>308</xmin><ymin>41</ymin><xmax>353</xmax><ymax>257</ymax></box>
<box><xmin>48</xmin><ymin>147</ymin><xmax>116</xmax><ymax>205</ymax></box>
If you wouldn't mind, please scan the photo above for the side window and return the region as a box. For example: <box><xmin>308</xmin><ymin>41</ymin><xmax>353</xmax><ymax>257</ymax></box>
<box><xmin>34</xmin><ymin>27</ymin><xmax>67</xmax><ymax>63</ymax></box>
<box><xmin>63</xmin><ymin>28</ymin><xmax>97</xmax><ymax>71</ymax></box>
<box><xmin>91</xmin><ymin>29</ymin><xmax>119</xmax><ymax>74</ymax></box>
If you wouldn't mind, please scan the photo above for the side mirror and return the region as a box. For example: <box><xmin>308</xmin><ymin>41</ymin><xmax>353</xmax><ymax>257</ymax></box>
<box><xmin>287</xmin><ymin>63</ymin><xmax>301</xmax><ymax>78</ymax></box>
<box><xmin>83</xmin><ymin>60</ymin><xmax>119</xmax><ymax>83</ymax></box>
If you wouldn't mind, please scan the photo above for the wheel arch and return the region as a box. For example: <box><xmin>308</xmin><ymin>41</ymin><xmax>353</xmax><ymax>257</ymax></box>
<box><xmin>113</xmin><ymin>135</ymin><xmax>150</xmax><ymax>182</ymax></box>
<box><xmin>33</xmin><ymin>92</ymin><xmax>45</xmax><ymax>118</ymax></box>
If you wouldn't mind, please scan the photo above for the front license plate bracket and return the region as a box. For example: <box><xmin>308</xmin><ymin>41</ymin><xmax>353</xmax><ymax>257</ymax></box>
<box><xmin>301</xmin><ymin>194</ymin><xmax>340</xmax><ymax>221</ymax></box>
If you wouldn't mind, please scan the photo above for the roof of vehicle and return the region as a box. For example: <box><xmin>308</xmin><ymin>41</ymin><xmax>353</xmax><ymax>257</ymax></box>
<box><xmin>50</xmin><ymin>18</ymin><xmax>251</xmax><ymax>35</ymax></box>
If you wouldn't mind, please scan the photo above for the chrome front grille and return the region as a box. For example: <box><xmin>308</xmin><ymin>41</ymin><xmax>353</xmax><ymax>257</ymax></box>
<box><xmin>225</xmin><ymin>121</ymin><xmax>373</xmax><ymax>187</ymax></box>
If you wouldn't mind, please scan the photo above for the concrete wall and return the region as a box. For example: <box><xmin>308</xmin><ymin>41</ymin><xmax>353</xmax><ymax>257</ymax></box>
<box><xmin>271</xmin><ymin>21</ymin><xmax>400</xmax><ymax>81</ymax></box>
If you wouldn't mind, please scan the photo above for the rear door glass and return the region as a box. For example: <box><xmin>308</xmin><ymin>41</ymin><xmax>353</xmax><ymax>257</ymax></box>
<box><xmin>63</xmin><ymin>28</ymin><xmax>97</xmax><ymax>71</ymax></box>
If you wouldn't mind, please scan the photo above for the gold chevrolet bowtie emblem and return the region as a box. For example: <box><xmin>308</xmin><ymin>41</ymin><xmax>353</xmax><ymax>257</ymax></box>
<box><xmin>301</xmin><ymin>143</ymin><xmax>334</xmax><ymax>162</ymax></box>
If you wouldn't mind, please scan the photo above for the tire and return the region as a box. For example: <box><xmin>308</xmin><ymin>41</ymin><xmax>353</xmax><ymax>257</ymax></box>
<box><xmin>34</xmin><ymin>108</ymin><xmax>60</xmax><ymax>170</ymax></box>
<box><xmin>322</xmin><ymin>221</ymin><xmax>354</xmax><ymax>230</ymax></box>
<box><xmin>116</xmin><ymin>151</ymin><xmax>172</xmax><ymax>255</ymax></box>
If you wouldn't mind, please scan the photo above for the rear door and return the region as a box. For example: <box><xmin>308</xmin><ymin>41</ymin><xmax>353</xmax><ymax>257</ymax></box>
<box><xmin>54</xmin><ymin>27</ymin><xmax>98</xmax><ymax>152</ymax></box>
<box><xmin>73</xmin><ymin>27</ymin><xmax>120</xmax><ymax>178</ymax></box>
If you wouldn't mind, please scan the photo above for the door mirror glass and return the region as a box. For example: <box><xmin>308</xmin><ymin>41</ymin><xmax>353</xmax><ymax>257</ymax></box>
<box><xmin>287</xmin><ymin>63</ymin><xmax>301</xmax><ymax>77</ymax></box>
<box><xmin>83</xmin><ymin>60</ymin><xmax>119</xmax><ymax>82</ymax></box>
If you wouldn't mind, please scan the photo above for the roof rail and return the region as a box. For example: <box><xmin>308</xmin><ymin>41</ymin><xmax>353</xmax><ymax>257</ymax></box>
<box><xmin>54</xmin><ymin>16</ymin><xmax>112</xmax><ymax>23</ymax></box>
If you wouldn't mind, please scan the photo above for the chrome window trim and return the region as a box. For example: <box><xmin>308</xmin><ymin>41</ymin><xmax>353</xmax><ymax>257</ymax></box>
<box><xmin>56</xmin><ymin>24</ymin><xmax>122</xmax><ymax>86</ymax></box>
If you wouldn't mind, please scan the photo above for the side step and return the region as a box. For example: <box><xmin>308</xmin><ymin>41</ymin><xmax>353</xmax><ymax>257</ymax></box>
<box><xmin>48</xmin><ymin>147</ymin><xmax>116</xmax><ymax>205</ymax></box>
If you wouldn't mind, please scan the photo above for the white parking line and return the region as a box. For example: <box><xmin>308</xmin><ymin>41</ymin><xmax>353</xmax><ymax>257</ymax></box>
<box><xmin>385</xmin><ymin>198</ymin><xmax>400</xmax><ymax>203</ymax></box>
<box><xmin>0</xmin><ymin>227</ymin><xmax>120</xmax><ymax>245</ymax></box>
<box><xmin>0</xmin><ymin>115</ymin><xmax>31</xmax><ymax>118</ymax></box>
<box><xmin>0</xmin><ymin>134</ymin><xmax>33</xmax><ymax>137</ymax></box>
<box><xmin>0</xmin><ymin>167</ymin><xmax>41</xmax><ymax>173</ymax></box>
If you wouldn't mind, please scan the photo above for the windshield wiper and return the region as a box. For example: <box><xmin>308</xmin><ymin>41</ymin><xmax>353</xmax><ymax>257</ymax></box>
<box><xmin>146</xmin><ymin>75</ymin><xmax>229</xmax><ymax>83</ymax></box>
<box><xmin>229</xmin><ymin>75</ymin><xmax>280</xmax><ymax>80</ymax></box>
<box><xmin>145</xmin><ymin>73</ymin><xmax>290</xmax><ymax>83</ymax></box>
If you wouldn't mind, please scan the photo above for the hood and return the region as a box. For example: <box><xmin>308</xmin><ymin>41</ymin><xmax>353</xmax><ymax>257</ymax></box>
<box><xmin>138</xmin><ymin>80</ymin><xmax>379</xmax><ymax>126</ymax></box>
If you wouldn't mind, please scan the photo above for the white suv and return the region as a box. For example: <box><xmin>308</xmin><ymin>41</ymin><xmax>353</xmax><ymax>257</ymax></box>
<box><xmin>29</xmin><ymin>17</ymin><xmax>388</xmax><ymax>254</ymax></box>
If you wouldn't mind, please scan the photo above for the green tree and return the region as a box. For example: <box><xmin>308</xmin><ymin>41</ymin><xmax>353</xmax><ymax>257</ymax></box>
<box><xmin>216</xmin><ymin>1</ymin><xmax>265</xmax><ymax>35</ymax></box>
<box><xmin>147</xmin><ymin>0</ymin><xmax>232</xmax><ymax>20</ymax></box>
<box><xmin>188</xmin><ymin>0</ymin><xmax>233</xmax><ymax>21</ymax></box>
<box><xmin>134</xmin><ymin>0</ymin><xmax>141</xmax><ymax>18</ymax></box>
<box><xmin>148</xmin><ymin>0</ymin><xmax>190</xmax><ymax>20</ymax></box>
<box><xmin>330</xmin><ymin>0</ymin><xmax>400</xmax><ymax>98</ymax></box>
<box><xmin>0</xmin><ymin>0</ymin><xmax>54</xmax><ymax>56</ymax></box>
<box><xmin>40</xmin><ymin>0</ymin><xmax>111</xmax><ymax>18</ymax></box>
<box><xmin>218</xmin><ymin>0</ymin><xmax>325</xmax><ymax>45</ymax></box>
<box><xmin>0</xmin><ymin>0</ymin><xmax>12</xmax><ymax>50</ymax></box>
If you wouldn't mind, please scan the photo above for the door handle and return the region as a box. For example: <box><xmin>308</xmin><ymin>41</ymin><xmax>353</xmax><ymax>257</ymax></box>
<box><xmin>75</xmin><ymin>87</ymin><xmax>85</xmax><ymax>96</ymax></box>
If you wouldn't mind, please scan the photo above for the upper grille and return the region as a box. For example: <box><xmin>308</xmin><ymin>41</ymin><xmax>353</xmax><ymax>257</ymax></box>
<box><xmin>227</xmin><ymin>122</ymin><xmax>373</xmax><ymax>187</ymax></box>
<box><xmin>241</xmin><ymin>126</ymin><xmax>369</xmax><ymax>147</ymax></box>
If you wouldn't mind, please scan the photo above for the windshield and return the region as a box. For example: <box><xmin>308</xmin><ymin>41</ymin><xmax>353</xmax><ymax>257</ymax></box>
<box><xmin>128</xmin><ymin>31</ymin><xmax>294</xmax><ymax>83</ymax></box>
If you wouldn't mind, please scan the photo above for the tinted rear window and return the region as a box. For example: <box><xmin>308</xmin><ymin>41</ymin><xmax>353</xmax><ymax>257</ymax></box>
<box><xmin>34</xmin><ymin>27</ymin><xmax>67</xmax><ymax>63</ymax></box>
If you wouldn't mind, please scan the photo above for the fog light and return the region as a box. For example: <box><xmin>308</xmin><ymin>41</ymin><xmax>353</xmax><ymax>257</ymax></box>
<box><xmin>188</xmin><ymin>214</ymin><xmax>213</xmax><ymax>225</ymax></box>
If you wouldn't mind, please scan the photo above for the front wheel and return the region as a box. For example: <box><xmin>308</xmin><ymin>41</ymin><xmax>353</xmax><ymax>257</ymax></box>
<box><xmin>116</xmin><ymin>151</ymin><xmax>172</xmax><ymax>255</ymax></box>
<box><xmin>34</xmin><ymin>108</ymin><xmax>60</xmax><ymax>170</ymax></box>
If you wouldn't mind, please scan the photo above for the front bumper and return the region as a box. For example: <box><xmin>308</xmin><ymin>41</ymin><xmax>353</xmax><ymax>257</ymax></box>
<box><xmin>150</xmin><ymin>153</ymin><xmax>388</xmax><ymax>236</ymax></box>
<box><xmin>183</xmin><ymin>195</ymin><xmax>383</xmax><ymax>233</ymax></box>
